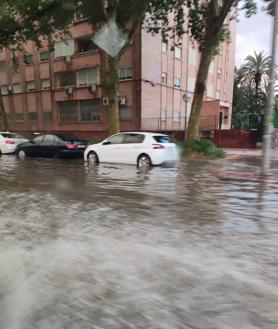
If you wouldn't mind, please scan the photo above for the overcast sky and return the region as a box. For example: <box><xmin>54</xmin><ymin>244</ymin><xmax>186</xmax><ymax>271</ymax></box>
<box><xmin>236</xmin><ymin>3</ymin><xmax>273</xmax><ymax>67</ymax></box>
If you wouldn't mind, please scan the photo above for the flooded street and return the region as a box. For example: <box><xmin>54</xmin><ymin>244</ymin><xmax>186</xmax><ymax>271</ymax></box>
<box><xmin>0</xmin><ymin>155</ymin><xmax>277</xmax><ymax>329</ymax></box>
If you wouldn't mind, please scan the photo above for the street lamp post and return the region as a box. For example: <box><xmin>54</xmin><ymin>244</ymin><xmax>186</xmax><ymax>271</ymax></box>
<box><xmin>183</xmin><ymin>93</ymin><xmax>191</xmax><ymax>141</ymax></box>
<box><xmin>261</xmin><ymin>0</ymin><xmax>278</xmax><ymax>175</ymax></box>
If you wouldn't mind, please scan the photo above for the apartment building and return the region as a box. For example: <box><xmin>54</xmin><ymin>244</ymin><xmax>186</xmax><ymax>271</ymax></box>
<box><xmin>0</xmin><ymin>16</ymin><xmax>236</xmax><ymax>139</ymax></box>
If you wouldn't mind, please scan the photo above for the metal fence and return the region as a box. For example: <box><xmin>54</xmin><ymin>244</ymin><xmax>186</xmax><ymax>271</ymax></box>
<box><xmin>141</xmin><ymin>116</ymin><xmax>218</xmax><ymax>132</ymax></box>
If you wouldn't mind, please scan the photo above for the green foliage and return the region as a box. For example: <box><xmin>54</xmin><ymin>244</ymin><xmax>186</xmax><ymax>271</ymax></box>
<box><xmin>178</xmin><ymin>139</ymin><xmax>225</xmax><ymax>159</ymax></box>
<box><xmin>0</xmin><ymin>0</ymin><xmax>75</xmax><ymax>50</ymax></box>
<box><xmin>263</xmin><ymin>0</ymin><xmax>275</xmax><ymax>15</ymax></box>
<box><xmin>232</xmin><ymin>51</ymin><xmax>274</xmax><ymax>130</ymax></box>
<box><xmin>238</xmin><ymin>51</ymin><xmax>271</xmax><ymax>93</ymax></box>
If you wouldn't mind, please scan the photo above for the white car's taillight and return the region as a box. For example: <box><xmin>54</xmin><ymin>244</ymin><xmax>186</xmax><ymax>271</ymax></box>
<box><xmin>5</xmin><ymin>140</ymin><xmax>15</xmax><ymax>145</ymax></box>
<box><xmin>152</xmin><ymin>144</ymin><xmax>165</xmax><ymax>149</ymax></box>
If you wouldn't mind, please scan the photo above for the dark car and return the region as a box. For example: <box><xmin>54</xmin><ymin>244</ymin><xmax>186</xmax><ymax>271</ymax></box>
<box><xmin>16</xmin><ymin>134</ymin><xmax>88</xmax><ymax>158</ymax></box>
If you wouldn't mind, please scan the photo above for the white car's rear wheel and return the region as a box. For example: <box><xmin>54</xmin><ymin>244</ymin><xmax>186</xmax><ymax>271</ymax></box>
<box><xmin>87</xmin><ymin>151</ymin><xmax>99</xmax><ymax>165</ymax></box>
<box><xmin>18</xmin><ymin>149</ymin><xmax>26</xmax><ymax>158</ymax></box>
<box><xmin>137</xmin><ymin>154</ymin><xmax>152</xmax><ymax>169</ymax></box>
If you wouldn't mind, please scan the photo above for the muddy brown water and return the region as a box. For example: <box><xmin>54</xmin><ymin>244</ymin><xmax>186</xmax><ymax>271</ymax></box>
<box><xmin>0</xmin><ymin>155</ymin><xmax>277</xmax><ymax>329</ymax></box>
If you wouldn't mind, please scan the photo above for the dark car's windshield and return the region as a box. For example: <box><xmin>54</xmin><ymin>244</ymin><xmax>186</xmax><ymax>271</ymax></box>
<box><xmin>153</xmin><ymin>136</ymin><xmax>173</xmax><ymax>143</ymax></box>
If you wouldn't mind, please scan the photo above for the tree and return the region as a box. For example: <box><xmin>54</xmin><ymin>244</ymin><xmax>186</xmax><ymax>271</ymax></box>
<box><xmin>239</xmin><ymin>51</ymin><xmax>271</xmax><ymax>94</ymax></box>
<box><xmin>183</xmin><ymin>0</ymin><xmax>258</xmax><ymax>141</ymax></box>
<box><xmin>0</xmin><ymin>0</ymin><xmax>75</xmax><ymax>130</ymax></box>
<box><xmin>75</xmin><ymin>0</ymin><xmax>188</xmax><ymax>135</ymax></box>
<box><xmin>232</xmin><ymin>57</ymin><xmax>277</xmax><ymax>130</ymax></box>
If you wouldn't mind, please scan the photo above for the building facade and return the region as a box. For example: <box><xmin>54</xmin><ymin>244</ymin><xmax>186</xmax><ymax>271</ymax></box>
<box><xmin>0</xmin><ymin>15</ymin><xmax>236</xmax><ymax>139</ymax></box>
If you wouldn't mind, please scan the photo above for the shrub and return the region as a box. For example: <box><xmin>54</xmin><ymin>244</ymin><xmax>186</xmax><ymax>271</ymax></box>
<box><xmin>178</xmin><ymin>139</ymin><xmax>225</xmax><ymax>159</ymax></box>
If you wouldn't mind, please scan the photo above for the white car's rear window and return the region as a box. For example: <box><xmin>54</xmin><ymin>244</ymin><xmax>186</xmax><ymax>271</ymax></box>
<box><xmin>153</xmin><ymin>136</ymin><xmax>173</xmax><ymax>143</ymax></box>
<box><xmin>1</xmin><ymin>133</ymin><xmax>24</xmax><ymax>139</ymax></box>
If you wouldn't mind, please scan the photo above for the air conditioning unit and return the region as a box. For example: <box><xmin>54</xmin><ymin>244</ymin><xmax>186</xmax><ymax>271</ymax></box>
<box><xmin>64</xmin><ymin>55</ymin><xmax>71</xmax><ymax>63</ymax></box>
<box><xmin>103</xmin><ymin>97</ymin><xmax>109</xmax><ymax>106</ymax></box>
<box><xmin>89</xmin><ymin>84</ymin><xmax>97</xmax><ymax>93</ymax></box>
<box><xmin>119</xmin><ymin>97</ymin><xmax>126</xmax><ymax>105</ymax></box>
<box><xmin>66</xmin><ymin>86</ymin><xmax>73</xmax><ymax>95</ymax></box>
<box><xmin>7</xmin><ymin>86</ymin><xmax>13</xmax><ymax>93</ymax></box>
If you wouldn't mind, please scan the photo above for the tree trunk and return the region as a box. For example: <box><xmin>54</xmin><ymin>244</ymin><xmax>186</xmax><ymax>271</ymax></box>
<box><xmin>102</xmin><ymin>54</ymin><xmax>120</xmax><ymax>135</ymax></box>
<box><xmin>0</xmin><ymin>92</ymin><xmax>9</xmax><ymax>131</ymax></box>
<box><xmin>186</xmin><ymin>47</ymin><xmax>214</xmax><ymax>141</ymax></box>
<box><xmin>186</xmin><ymin>0</ymin><xmax>234</xmax><ymax>141</ymax></box>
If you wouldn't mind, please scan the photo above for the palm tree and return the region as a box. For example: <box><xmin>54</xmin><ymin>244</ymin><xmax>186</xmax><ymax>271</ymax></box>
<box><xmin>239</xmin><ymin>51</ymin><xmax>271</xmax><ymax>94</ymax></box>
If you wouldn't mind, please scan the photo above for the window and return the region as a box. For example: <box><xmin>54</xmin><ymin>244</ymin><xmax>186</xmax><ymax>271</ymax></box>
<box><xmin>119</xmin><ymin>105</ymin><xmax>133</xmax><ymax>120</ymax></box>
<box><xmin>28</xmin><ymin>112</ymin><xmax>37</xmax><ymax>121</ymax></box>
<box><xmin>42</xmin><ymin>79</ymin><xmax>51</xmax><ymax>90</ymax></box>
<box><xmin>174</xmin><ymin>77</ymin><xmax>181</xmax><ymax>88</ymax></box>
<box><xmin>207</xmin><ymin>84</ymin><xmax>213</xmax><ymax>98</ymax></box>
<box><xmin>219</xmin><ymin>46</ymin><xmax>223</xmax><ymax>55</ymax></box>
<box><xmin>107</xmin><ymin>134</ymin><xmax>125</xmax><ymax>144</ymax></box>
<box><xmin>0</xmin><ymin>60</ymin><xmax>6</xmax><ymax>70</ymax></box>
<box><xmin>6</xmin><ymin>112</ymin><xmax>11</xmax><ymax>122</ymax></box>
<box><xmin>119</xmin><ymin>67</ymin><xmax>133</xmax><ymax>80</ymax></box>
<box><xmin>161</xmin><ymin>72</ymin><xmax>167</xmax><ymax>85</ymax></box>
<box><xmin>80</xmin><ymin>99</ymin><xmax>101</xmax><ymax>121</ymax></box>
<box><xmin>57</xmin><ymin>72</ymin><xmax>76</xmax><ymax>87</ymax></box>
<box><xmin>43</xmin><ymin>135</ymin><xmax>54</xmax><ymax>142</ymax></box>
<box><xmin>1</xmin><ymin>85</ymin><xmax>9</xmax><ymax>95</ymax></box>
<box><xmin>13</xmin><ymin>84</ymin><xmax>22</xmax><ymax>93</ymax></box>
<box><xmin>123</xmin><ymin>134</ymin><xmax>145</xmax><ymax>144</ymax></box>
<box><xmin>43</xmin><ymin>112</ymin><xmax>53</xmax><ymax>121</ymax></box>
<box><xmin>76</xmin><ymin>67</ymin><xmax>99</xmax><ymax>86</ymax></box>
<box><xmin>161</xmin><ymin>110</ymin><xmax>167</xmax><ymax>122</ymax></box>
<box><xmin>40</xmin><ymin>51</ymin><xmax>49</xmax><ymax>62</ymax></box>
<box><xmin>153</xmin><ymin>136</ymin><xmax>173</xmax><ymax>143</ymax></box>
<box><xmin>59</xmin><ymin>101</ymin><xmax>78</xmax><ymax>122</ymax></box>
<box><xmin>173</xmin><ymin>111</ymin><xmax>180</xmax><ymax>122</ymax></box>
<box><xmin>15</xmin><ymin>113</ymin><xmax>23</xmax><ymax>122</ymax></box>
<box><xmin>24</xmin><ymin>54</ymin><xmax>33</xmax><ymax>65</ymax></box>
<box><xmin>174</xmin><ymin>46</ymin><xmax>182</xmax><ymax>59</ymax></box>
<box><xmin>76</xmin><ymin>38</ymin><xmax>98</xmax><ymax>53</ymax></box>
<box><xmin>54</xmin><ymin>39</ymin><xmax>75</xmax><ymax>58</ymax></box>
<box><xmin>209</xmin><ymin>61</ymin><xmax>214</xmax><ymax>74</ymax></box>
<box><xmin>217</xmin><ymin>68</ymin><xmax>222</xmax><ymax>78</ymax></box>
<box><xmin>33</xmin><ymin>135</ymin><xmax>45</xmax><ymax>143</ymax></box>
<box><xmin>0</xmin><ymin>132</ymin><xmax>24</xmax><ymax>138</ymax></box>
<box><xmin>189</xmin><ymin>48</ymin><xmax>197</xmax><ymax>65</ymax></box>
<box><xmin>27</xmin><ymin>81</ymin><xmax>35</xmax><ymax>91</ymax></box>
<box><xmin>188</xmin><ymin>77</ymin><xmax>196</xmax><ymax>92</ymax></box>
<box><xmin>162</xmin><ymin>41</ymin><xmax>168</xmax><ymax>53</ymax></box>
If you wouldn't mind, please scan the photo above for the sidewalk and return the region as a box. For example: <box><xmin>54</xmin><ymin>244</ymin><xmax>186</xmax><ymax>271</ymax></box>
<box><xmin>224</xmin><ymin>148</ymin><xmax>278</xmax><ymax>160</ymax></box>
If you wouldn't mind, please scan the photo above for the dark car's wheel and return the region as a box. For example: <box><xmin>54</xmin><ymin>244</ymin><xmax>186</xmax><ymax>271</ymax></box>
<box><xmin>18</xmin><ymin>149</ymin><xmax>26</xmax><ymax>158</ymax></box>
<box><xmin>87</xmin><ymin>151</ymin><xmax>99</xmax><ymax>165</ymax></box>
<box><xmin>137</xmin><ymin>154</ymin><xmax>152</xmax><ymax>169</ymax></box>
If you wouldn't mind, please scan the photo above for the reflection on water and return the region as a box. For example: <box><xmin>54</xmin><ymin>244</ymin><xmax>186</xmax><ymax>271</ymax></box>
<box><xmin>0</xmin><ymin>155</ymin><xmax>277</xmax><ymax>329</ymax></box>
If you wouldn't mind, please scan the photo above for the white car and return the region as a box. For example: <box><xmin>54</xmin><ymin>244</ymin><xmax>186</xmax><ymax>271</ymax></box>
<box><xmin>0</xmin><ymin>132</ymin><xmax>29</xmax><ymax>154</ymax></box>
<box><xmin>84</xmin><ymin>132</ymin><xmax>178</xmax><ymax>167</ymax></box>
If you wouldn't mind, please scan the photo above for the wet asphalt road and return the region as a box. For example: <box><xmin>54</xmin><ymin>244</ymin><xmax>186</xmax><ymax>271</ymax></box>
<box><xmin>0</xmin><ymin>155</ymin><xmax>277</xmax><ymax>329</ymax></box>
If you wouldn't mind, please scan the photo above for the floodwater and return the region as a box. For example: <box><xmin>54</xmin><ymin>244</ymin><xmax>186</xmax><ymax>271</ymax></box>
<box><xmin>0</xmin><ymin>155</ymin><xmax>277</xmax><ymax>329</ymax></box>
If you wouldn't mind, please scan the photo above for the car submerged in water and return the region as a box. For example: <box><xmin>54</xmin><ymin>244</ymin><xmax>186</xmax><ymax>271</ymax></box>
<box><xmin>16</xmin><ymin>134</ymin><xmax>88</xmax><ymax>158</ymax></box>
<box><xmin>0</xmin><ymin>132</ymin><xmax>29</xmax><ymax>154</ymax></box>
<box><xmin>84</xmin><ymin>132</ymin><xmax>178</xmax><ymax>168</ymax></box>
